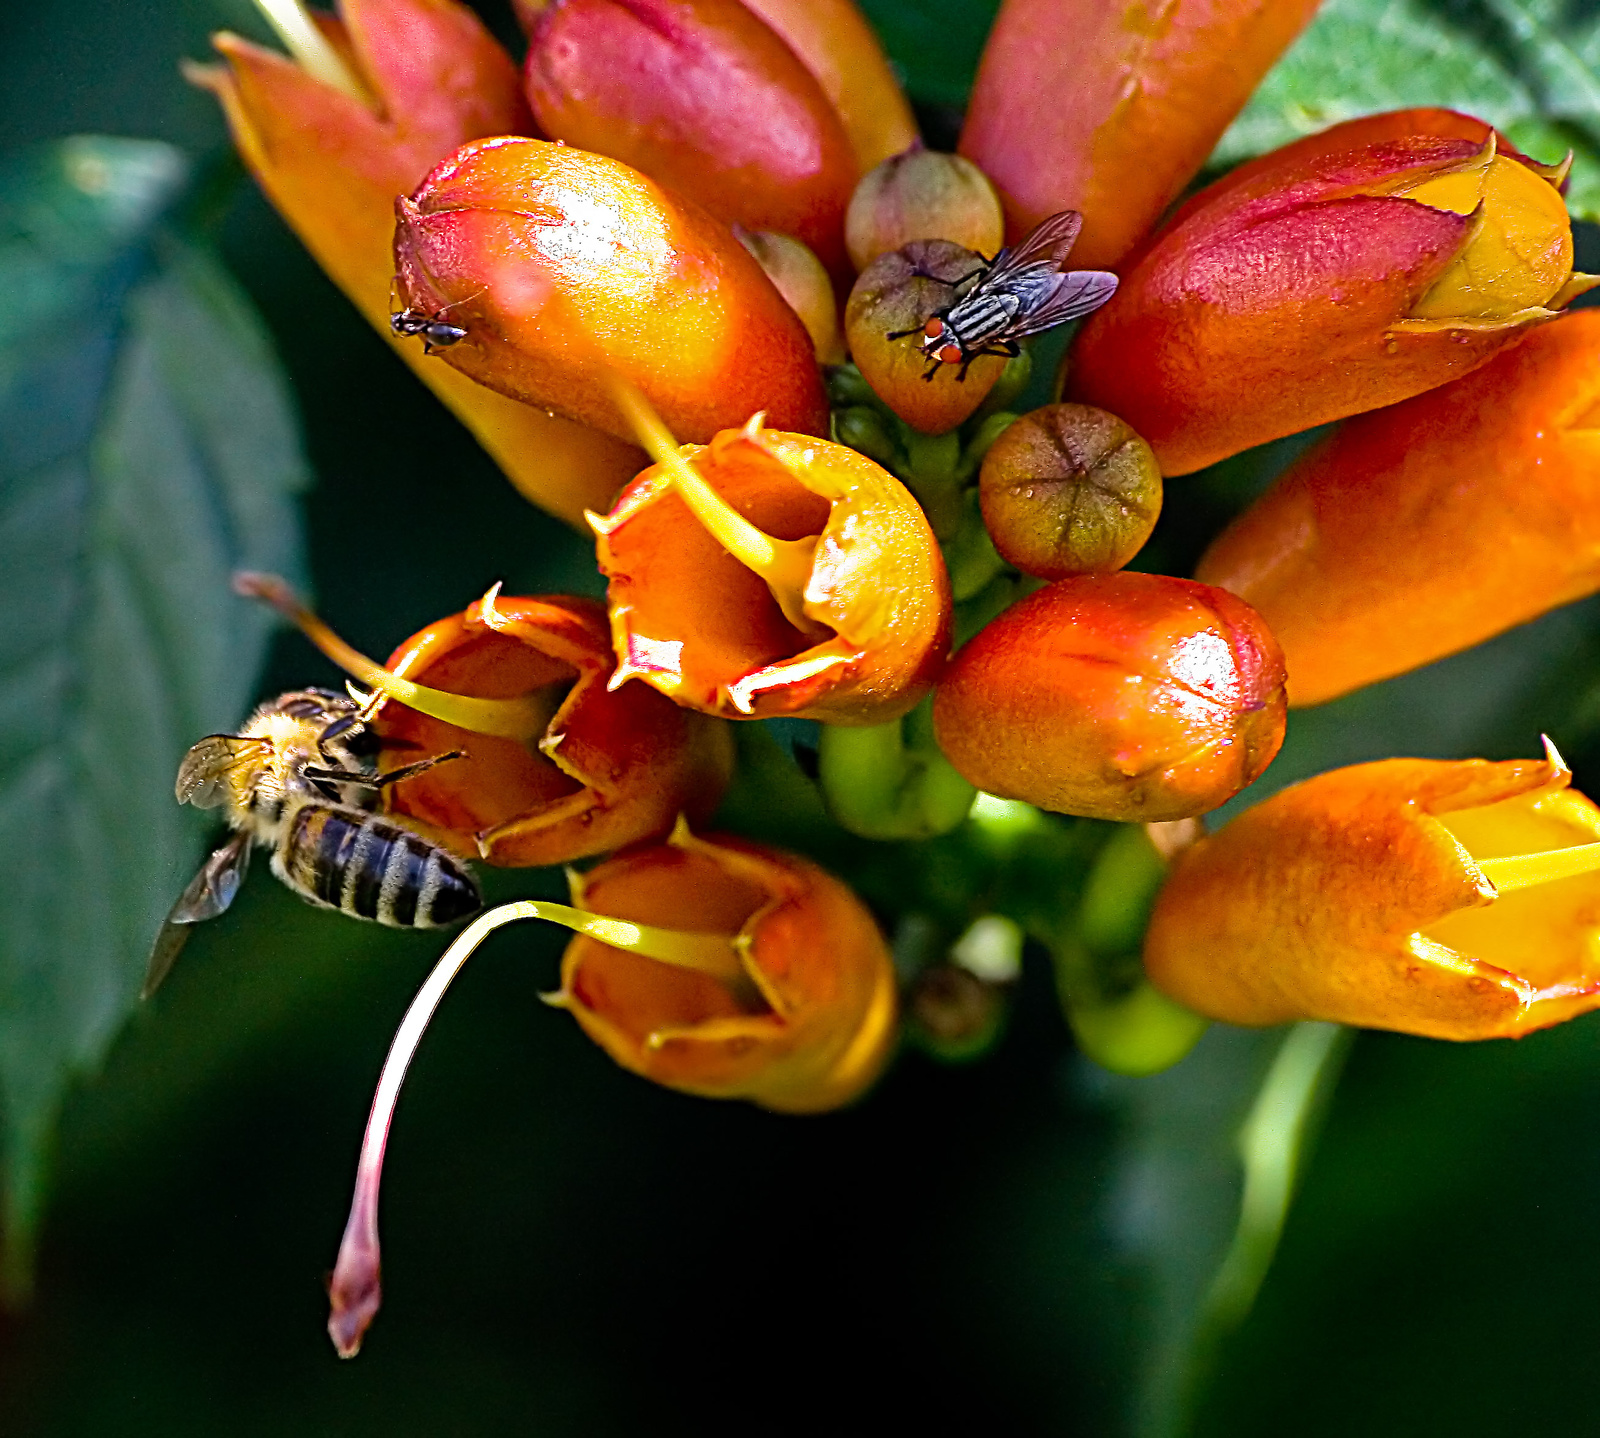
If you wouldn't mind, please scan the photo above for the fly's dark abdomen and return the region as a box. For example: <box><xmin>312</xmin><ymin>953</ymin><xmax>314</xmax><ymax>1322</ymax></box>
<box><xmin>283</xmin><ymin>805</ymin><xmax>481</xmax><ymax>928</ymax></box>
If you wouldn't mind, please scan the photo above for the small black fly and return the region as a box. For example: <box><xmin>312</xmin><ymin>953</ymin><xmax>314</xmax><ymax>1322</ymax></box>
<box><xmin>891</xmin><ymin>210</ymin><xmax>1119</xmax><ymax>381</ymax></box>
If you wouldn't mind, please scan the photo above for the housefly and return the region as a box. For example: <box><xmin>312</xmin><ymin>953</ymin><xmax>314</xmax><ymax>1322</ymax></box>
<box><xmin>894</xmin><ymin>210</ymin><xmax>1119</xmax><ymax>380</ymax></box>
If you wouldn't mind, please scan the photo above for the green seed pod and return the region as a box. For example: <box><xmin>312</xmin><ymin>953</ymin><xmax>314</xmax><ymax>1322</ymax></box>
<box><xmin>978</xmin><ymin>403</ymin><xmax>1161</xmax><ymax>578</ymax></box>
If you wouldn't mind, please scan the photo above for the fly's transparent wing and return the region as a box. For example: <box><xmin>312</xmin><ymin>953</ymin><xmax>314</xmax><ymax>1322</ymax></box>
<box><xmin>986</xmin><ymin>210</ymin><xmax>1085</xmax><ymax>281</ymax></box>
<box><xmin>142</xmin><ymin>832</ymin><xmax>253</xmax><ymax>997</ymax></box>
<box><xmin>175</xmin><ymin>734</ymin><xmax>272</xmax><ymax>808</ymax></box>
<box><xmin>1005</xmin><ymin>269</ymin><xmax>1119</xmax><ymax>338</ymax></box>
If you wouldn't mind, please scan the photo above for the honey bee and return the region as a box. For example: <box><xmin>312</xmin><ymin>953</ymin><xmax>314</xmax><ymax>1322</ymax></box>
<box><xmin>145</xmin><ymin>688</ymin><xmax>480</xmax><ymax>996</ymax></box>
<box><xmin>891</xmin><ymin>210</ymin><xmax>1119</xmax><ymax>380</ymax></box>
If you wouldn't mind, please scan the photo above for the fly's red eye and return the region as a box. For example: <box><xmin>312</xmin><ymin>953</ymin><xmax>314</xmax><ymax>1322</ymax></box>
<box><xmin>923</xmin><ymin>318</ymin><xmax>945</xmax><ymax>339</ymax></box>
<box><xmin>938</xmin><ymin>344</ymin><xmax>963</xmax><ymax>365</ymax></box>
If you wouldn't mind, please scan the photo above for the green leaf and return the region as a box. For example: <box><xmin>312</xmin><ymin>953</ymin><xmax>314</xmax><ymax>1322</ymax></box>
<box><xmin>1214</xmin><ymin>0</ymin><xmax>1600</xmax><ymax>220</ymax></box>
<box><xmin>0</xmin><ymin>136</ymin><xmax>308</xmax><ymax>1299</ymax></box>
<box><xmin>856</xmin><ymin>0</ymin><xmax>1001</xmax><ymax>110</ymax></box>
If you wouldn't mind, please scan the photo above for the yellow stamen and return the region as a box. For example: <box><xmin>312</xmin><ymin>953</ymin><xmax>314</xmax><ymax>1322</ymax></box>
<box><xmin>602</xmin><ymin>376</ymin><xmax>826</xmax><ymax>638</ymax></box>
<box><xmin>251</xmin><ymin>0</ymin><xmax>370</xmax><ymax>104</ymax></box>
<box><xmin>1478</xmin><ymin>842</ymin><xmax>1600</xmax><ymax>894</ymax></box>
<box><xmin>234</xmin><ymin>572</ymin><xmax>552</xmax><ymax>742</ymax></box>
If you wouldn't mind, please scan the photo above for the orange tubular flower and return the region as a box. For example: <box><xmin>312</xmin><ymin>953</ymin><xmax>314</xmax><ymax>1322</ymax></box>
<box><xmin>932</xmin><ymin>572</ymin><xmax>1285</xmax><ymax>821</ymax></box>
<box><xmin>594</xmin><ymin>414</ymin><xmax>951</xmax><ymax>723</ymax></box>
<box><xmin>522</xmin><ymin>0</ymin><xmax>857</xmax><ymax>274</ymax></box>
<box><xmin>554</xmin><ymin>825</ymin><xmax>898</xmax><ymax>1113</ymax></box>
<box><xmin>1144</xmin><ymin>744</ymin><xmax>1600</xmax><ymax>1040</ymax></box>
<box><xmin>1066</xmin><ymin>129</ymin><xmax>1592</xmax><ymax>475</ymax></box>
<box><xmin>1195</xmin><ymin>311</ymin><xmax>1600</xmax><ymax>708</ymax></box>
<box><xmin>393</xmin><ymin>136</ymin><xmax>830</xmax><ymax>445</ymax></box>
<box><xmin>959</xmin><ymin>0</ymin><xmax>1321</xmax><ymax>268</ymax></box>
<box><xmin>375</xmin><ymin>590</ymin><xmax>733</xmax><ymax>865</ymax></box>
<box><xmin>190</xmin><ymin>0</ymin><xmax>640</xmax><ymax>526</ymax></box>
<box><xmin>738</xmin><ymin>0</ymin><xmax>918</xmax><ymax>175</ymax></box>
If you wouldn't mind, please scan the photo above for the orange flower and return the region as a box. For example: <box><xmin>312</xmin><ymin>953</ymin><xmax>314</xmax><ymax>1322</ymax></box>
<box><xmin>595</xmin><ymin>411</ymin><xmax>950</xmax><ymax>724</ymax></box>
<box><xmin>1145</xmin><ymin>744</ymin><xmax>1600</xmax><ymax>1040</ymax></box>
<box><xmin>1196</xmin><ymin>310</ymin><xmax>1600</xmax><ymax>707</ymax></box>
<box><xmin>375</xmin><ymin>590</ymin><xmax>732</xmax><ymax>865</ymax></box>
<box><xmin>393</xmin><ymin>136</ymin><xmax>831</xmax><ymax>444</ymax></box>
<box><xmin>959</xmin><ymin>0</ymin><xmax>1322</xmax><ymax>267</ymax></box>
<box><xmin>1066</xmin><ymin>128</ymin><xmax>1592</xmax><ymax>475</ymax></box>
<box><xmin>932</xmin><ymin>572</ymin><xmax>1286</xmax><ymax>821</ymax></box>
<box><xmin>190</xmin><ymin>0</ymin><xmax>640</xmax><ymax>525</ymax></box>
<box><xmin>326</xmin><ymin>824</ymin><xmax>896</xmax><ymax>1355</ymax></box>
<box><xmin>554</xmin><ymin>825</ymin><xmax>898</xmax><ymax>1112</ymax></box>
<box><xmin>522</xmin><ymin>0</ymin><xmax>858</xmax><ymax>275</ymax></box>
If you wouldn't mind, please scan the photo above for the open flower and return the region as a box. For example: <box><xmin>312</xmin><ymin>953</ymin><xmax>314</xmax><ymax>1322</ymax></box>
<box><xmin>1067</xmin><ymin>126</ymin><xmax>1593</xmax><ymax>474</ymax></box>
<box><xmin>594</xmin><ymin>400</ymin><xmax>950</xmax><ymax>724</ymax></box>
<box><xmin>235</xmin><ymin>576</ymin><xmax>732</xmax><ymax>866</ymax></box>
<box><xmin>325</xmin><ymin>823</ymin><xmax>896</xmax><ymax>1355</ymax></box>
<box><xmin>191</xmin><ymin>0</ymin><xmax>641</xmax><ymax>524</ymax></box>
<box><xmin>1196</xmin><ymin>310</ymin><xmax>1600</xmax><ymax>706</ymax></box>
<box><xmin>1144</xmin><ymin>742</ymin><xmax>1600</xmax><ymax>1039</ymax></box>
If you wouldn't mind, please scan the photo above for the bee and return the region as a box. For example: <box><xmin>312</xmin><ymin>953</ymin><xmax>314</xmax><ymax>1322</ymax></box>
<box><xmin>891</xmin><ymin>210</ymin><xmax>1119</xmax><ymax>380</ymax></box>
<box><xmin>145</xmin><ymin>688</ymin><xmax>480</xmax><ymax>996</ymax></box>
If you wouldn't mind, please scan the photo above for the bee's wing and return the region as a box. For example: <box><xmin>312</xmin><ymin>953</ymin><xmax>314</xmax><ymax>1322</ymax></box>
<box><xmin>142</xmin><ymin>832</ymin><xmax>253</xmax><ymax>997</ymax></box>
<box><xmin>986</xmin><ymin>210</ymin><xmax>1086</xmax><ymax>280</ymax></box>
<box><xmin>1004</xmin><ymin>269</ymin><xmax>1120</xmax><ymax>339</ymax></box>
<box><xmin>176</xmin><ymin>734</ymin><xmax>272</xmax><ymax>809</ymax></box>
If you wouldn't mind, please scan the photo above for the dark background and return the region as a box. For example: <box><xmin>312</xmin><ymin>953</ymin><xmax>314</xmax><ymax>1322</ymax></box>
<box><xmin>6</xmin><ymin>2</ymin><xmax>1600</xmax><ymax>1434</ymax></box>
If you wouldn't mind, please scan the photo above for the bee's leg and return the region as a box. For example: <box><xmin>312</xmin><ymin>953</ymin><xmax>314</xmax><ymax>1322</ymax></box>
<box><xmin>373</xmin><ymin>750</ymin><xmax>466</xmax><ymax>789</ymax></box>
<box><xmin>956</xmin><ymin>341</ymin><xmax>1020</xmax><ymax>382</ymax></box>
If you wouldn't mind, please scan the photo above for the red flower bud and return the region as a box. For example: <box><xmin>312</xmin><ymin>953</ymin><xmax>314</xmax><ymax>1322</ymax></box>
<box><xmin>932</xmin><ymin>572</ymin><xmax>1286</xmax><ymax>821</ymax></box>
<box><xmin>375</xmin><ymin>590</ymin><xmax>733</xmax><ymax>865</ymax></box>
<box><xmin>522</xmin><ymin>0</ymin><xmax>857</xmax><ymax>274</ymax></box>
<box><xmin>739</xmin><ymin>0</ymin><xmax>918</xmax><ymax>174</ymax></box>
<box><xmin>959</xmin><ymin>0</ymin><xmax>1321</xmax><ymax>268</ymax></box>
<box><xmin>1145</xmin><ymin>743</ymin><xmax>1600</xmax><ymax>1039</ymax></box>
<box><xmin>1066</xmin><ymin>129</ymin><xmax>1593</xmax><ymax>475</ymax></box>
<box><xmin>1196</xmin><ymin>310</ymin><xmax>1600</xmax><ymax>706</ymax></box>
<box><xmin>394</xmin><ymin>136</ymin><xmax>830</xmax><ymax>445</ymax></box>
<box><xmin>190</xmin><ymin>0</ymin><xmax>641</xmax><ymax>526</ymax></box>
<box><xmin>554</xmin><ymin>825</ymin><xmax>898</xmax><ymax>1112</ymax></box>
<box><xmin>595</xmin><ymin>413</ymin><xmax>951</xmax><ymax>723</ymax></box>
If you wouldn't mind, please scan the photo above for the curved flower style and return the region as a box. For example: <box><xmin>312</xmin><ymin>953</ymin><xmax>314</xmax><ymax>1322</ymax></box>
<box><xmin>191</xmin><ymin>0</ymin><xmax>641</xmax><ymax>525</ymax></box>
<box><xmin>1196</xmin><ymin>310</ymin><xmax>1600</xmax><ymax>706</ymax></box>
<box><xmin>523</xmin><ymin>0</ymin><xmax>858</xmax><ymax>274</ymax></box>
<box><xmin>375</xmin><ymin>589</ymin><xmax>733</xmax><ymax>865</ymax></box>
<box><xmin>595</xmin><ymin>414</ymin><xmax>950</xmax><ymax>723</ymax></box>
<box><xmin>1067</xmin><ymin>127</ymin><xmax>1591</xmax><ymax>474</ymax></box>
<box><xmin>394</xmin><ymin>135</ymin><xmax>831</xmax><ymax>444</ymax></box>
<box><xmin>960</xmin><ymin>0</ymin><xmax>1322</xmax><ymax>267</ymax></box>
<box><xmin>932</xmin><ymin>572</ymin><xmax>1285</xmax><ymax>821</ymax></box>
<box><xmin>1144</xmin><ymin>743</ymin><xmax>1600</xmax><ymax>1039</ymax></box>
<box><xmin>553</xmin><ymin>825</ymin><xmax>899</xmax><ymax>1113</ymax></box>
<box><xmin>325</xmin><ymin>823</ymin><xmax>896</xmax><ymax>1354</ymax></box>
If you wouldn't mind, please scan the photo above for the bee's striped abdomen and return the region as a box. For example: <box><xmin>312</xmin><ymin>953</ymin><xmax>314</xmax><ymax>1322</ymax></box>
<box><xmin>282</xmin><ymin>805</ymin><xmax>480</xmax><ymax>928</ymax></box>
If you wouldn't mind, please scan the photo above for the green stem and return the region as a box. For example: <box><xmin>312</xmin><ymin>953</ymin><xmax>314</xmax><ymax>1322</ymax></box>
<box><xmin>817</xmin><ymin>698</ymin><xmax>975</xmax><ymax>840</ymax></box>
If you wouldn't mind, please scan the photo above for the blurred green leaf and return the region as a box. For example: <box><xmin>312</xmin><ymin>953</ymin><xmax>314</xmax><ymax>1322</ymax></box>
<box><xmin>0</xmin><ymin>136</ymin><xmax>307</xmax><ymax>1298</ymax></box>
<box><xmin>856</xmin><ymin>0</ymin><xmax>1001</xmax><ymax>109</ymax></box>
<box><xmin>1216</xmin><ymin>0</ymin><xmax>1600</xmax><ymax>218</ymax></box>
